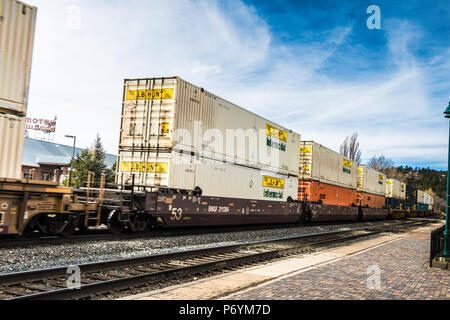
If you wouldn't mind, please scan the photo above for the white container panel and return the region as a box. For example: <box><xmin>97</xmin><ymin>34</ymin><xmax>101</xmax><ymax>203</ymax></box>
<box><xmin>299</xmin><ymin>141</ymin><xmax>356</xmax><ymax>189</ymax></box>
<box><xmin>117</xmin><ymin>150</ymin><xmax>298</xmax><ymax>202</ymax></box>
<box><xmin>120</xmin><ymin>77</ymin><xmax>300</xmax><ymax>176</ymax></box>
<box><xmin>385</xmin><ymin>179</ymin><xmax>406</xmax><ymax>199</ymax></box>
<box><xmin>357</xmin><ymin>165</ymin><xmax>385</xmax><ymax>196</ymax></box>
<box><xmin>0</xmin><ymin>113</ymin><xmax>25</xmax><ymax>179</ymax></box>
<box><xmin>417</xmin><ymin>190</ymin><xmax>425</xmax><ymax>204</ymax></box>
<box><xmin>0</xmin><ymin>0</ymin><xmax>37</xmax><ymax>115</ymax></box>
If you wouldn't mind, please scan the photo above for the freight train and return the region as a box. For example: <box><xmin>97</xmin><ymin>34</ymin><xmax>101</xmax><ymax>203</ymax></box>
<box><xmin>0</xmin><ymin>77</ymin><xmax>434</xmax><ymax>237</ymax></box>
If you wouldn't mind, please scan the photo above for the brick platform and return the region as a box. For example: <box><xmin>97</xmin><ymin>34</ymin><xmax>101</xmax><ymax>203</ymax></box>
<box><xmin>123</xmin><ymin>222</ymin><xmax>449</xmax><ymax>300</ymax></box>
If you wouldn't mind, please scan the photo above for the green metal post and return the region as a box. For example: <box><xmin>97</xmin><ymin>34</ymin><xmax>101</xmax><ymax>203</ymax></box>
<box><xmin>444</xmin><ymin>102</ymin><xmax>450</xmax><ymax>257</ymax></box>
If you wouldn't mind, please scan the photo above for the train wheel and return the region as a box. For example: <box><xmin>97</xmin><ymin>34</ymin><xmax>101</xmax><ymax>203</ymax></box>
<box><xmin>128</xmin><ymin>215</ymin><xmax>149</xmax><ymax>232</ymax></box>
<box><xmin>107</xmin><ymin>210</ymin><xmax>124</xmax><ymax>234</ymax></box>
<box><xmin>60</xmin><ymin>224</ymin><xmax>76</xmax><ymax>237</ymax></box>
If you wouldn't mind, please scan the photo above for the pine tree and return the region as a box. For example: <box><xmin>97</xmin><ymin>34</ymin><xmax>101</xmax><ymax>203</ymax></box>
<box><xmin>70</xmin><ymin>135</ymin><xmax>109</xmax><ymax>187</ymax></box>
<box><xmin>92</xmin><ymin>133</ymin><xmax>106</xmax><ymax>163</ymax></box>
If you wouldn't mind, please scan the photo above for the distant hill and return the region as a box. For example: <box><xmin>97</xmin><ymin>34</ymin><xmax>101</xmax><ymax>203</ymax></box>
<box><xmin>392</xmin><ymin>166</ymin><xmax>446</xmax><ymax>199</ymax></box>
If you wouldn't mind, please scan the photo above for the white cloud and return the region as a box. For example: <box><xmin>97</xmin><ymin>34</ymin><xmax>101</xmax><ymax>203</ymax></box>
<box><xmin>23</xmin><ymin>0</ymin><xmax>447</xmax><ymax>168</ymax></box>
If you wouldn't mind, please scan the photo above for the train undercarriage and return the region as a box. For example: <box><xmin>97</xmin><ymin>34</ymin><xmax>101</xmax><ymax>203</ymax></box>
<box><xmin>0</xmin><ymin>178</ymin><xmax>432</xmax><ymax>237</ymax></box>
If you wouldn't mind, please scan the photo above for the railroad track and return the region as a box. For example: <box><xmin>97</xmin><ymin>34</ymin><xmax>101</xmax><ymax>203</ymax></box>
<box><xmin>0</xmin><ymin>219</ymin><xmax>385</xmax><ymax>248</ymax></box>
<box><xmin>0</xmin><ymin>220</ymin><xmax>431</xmax><ymax>300</ymax></box>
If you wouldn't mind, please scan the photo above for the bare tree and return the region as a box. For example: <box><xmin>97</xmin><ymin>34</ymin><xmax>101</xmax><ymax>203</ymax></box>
<box><xmin>367</xmin><ymin>155</ymin><xmax>396</xmax><ymax>176</ymax></box>
<box><xmin>340</xmin><ymin>132</ymin><xmax>361</xmax><ymax>163</ymax></box>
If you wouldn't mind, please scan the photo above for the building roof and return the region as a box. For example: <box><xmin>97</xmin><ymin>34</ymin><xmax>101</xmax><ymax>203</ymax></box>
<box><xmin>23</xmin><ymin>138</ymin><xmax>117</xmax><ymax>168</ymax></box>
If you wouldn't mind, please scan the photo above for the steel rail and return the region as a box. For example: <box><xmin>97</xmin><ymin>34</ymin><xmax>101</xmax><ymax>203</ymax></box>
<box><xmin>0</xmin><ymin>220</ymin><xmax>431</xmax><ymax>300</ymax></box>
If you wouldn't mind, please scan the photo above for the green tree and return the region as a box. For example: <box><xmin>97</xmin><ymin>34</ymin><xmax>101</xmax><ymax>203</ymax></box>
<box><xmin>92</xmin><ymin>133</ymin><xmax>106</xmax><ymax>163</ymax></box>
<box><xmin>105</xmin><ymin>161</ymin><xmax>117</xmax><ymax>184</ymax></box>
<box><xmin>70</xmin><ymin>135</ymin><xmax>109</xmax><ymax>187</ymax></box>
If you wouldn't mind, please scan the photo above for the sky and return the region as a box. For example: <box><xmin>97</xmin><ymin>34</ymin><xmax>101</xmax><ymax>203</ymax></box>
<box><xmin>23</xmin><ymin>0</ymin><xmax>450</xmax><ymax>169</ymax></box>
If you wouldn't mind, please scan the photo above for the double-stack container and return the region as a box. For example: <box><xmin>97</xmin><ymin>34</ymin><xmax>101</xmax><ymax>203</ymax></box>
<box><xmin>424</xmin><ymin>193</ymin><xmax>434</xmax><ymax>210</ymax></box>
<box><xmin>0</xmin><ymin>0</ymin><xmax>37</xmax><ymax>116</ymax></box>
<box><xmin>417</xmin><ymin>190</ymin><xmax>428</xmax><ymax>211</ymax></box>
<box><xmin>356</xmin><ymin>165</ymin><xmax>386</xmax><ymax>208</ymax></box>
<box><xmin>406</xmin><ymin>185</ymin><xmax>418</xmax><ymax>211</ymax></box>
<box><xmin>385</xmin><ymin>178</ymin><xmax>406</xmax><ymax>210</ymax></box>
<box><xmin>298</xmin><ymin>141</ymin><xmax>357</xmax><ymax>206</ymax></box>
<box><xmin>117</xmin><ymin>77</ymin><xmax>301</xmax><ymax>202</ymax></box>
<box><xmin>0</xmin><ymin>0</ymin><xmax>37</xmax><ymax>179</ymax></box>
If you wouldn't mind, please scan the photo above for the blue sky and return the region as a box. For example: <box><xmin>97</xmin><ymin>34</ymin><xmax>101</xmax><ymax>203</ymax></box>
<box><xmin>24</xmin><ymin>0</ymin><xmax>450</xmax><ymax>169</ymax></box>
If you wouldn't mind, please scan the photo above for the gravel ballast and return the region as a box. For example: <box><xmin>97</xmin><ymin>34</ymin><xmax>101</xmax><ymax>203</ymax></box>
<box><xmin>0</xmin><ymin>221</ymin><xmax>394</xmax><ymax>274</ymax></box>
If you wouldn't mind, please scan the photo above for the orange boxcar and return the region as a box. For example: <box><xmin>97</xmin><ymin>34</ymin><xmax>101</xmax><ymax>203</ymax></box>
<box><xmin>298</xmin><ymin>180</ymin><xmax>357</xmax><ymax>206</ymax></box>
<box><xmin>357</xmin><ymin>192</ymin><xmax>386</xmax><ymax>209</ymax></box>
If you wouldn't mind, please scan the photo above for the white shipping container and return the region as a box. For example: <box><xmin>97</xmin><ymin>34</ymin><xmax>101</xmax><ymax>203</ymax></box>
<box><xmin>385</xmin><ymin>179</ymin><xmax>406</xmax><ymax>199</ymax></box>
<box><xmin>357</xmin><ymin>165</ymin><xmax>385</xmax><ymax>196</ymax></box>
<box><xmin>117</xmin><ymin>150</ymin><xmax>298</xmax><ymax>202</ymax></box>
<box><xmin>120</xmin><ymin>77</ymin><xmax>301</xmax><ymax>176</ymax></box>
<box><xmin>0</xmin><ymin>113</ymin><xmax>25</xmax><ymax>179</ymax></box>
<box><xmin>0</xmin><ymin>0</ymin><xmax>37</xmax><ymax>116</ymax></box>
<box><xmin>299</xmin><ymin>141</ymin><xmax>357</xmax><ymax>189</ymax></box>
<box><xmin>417</xmin><ymin>190</ymin><xmax>425</xmax><ymax>204</ymax></box>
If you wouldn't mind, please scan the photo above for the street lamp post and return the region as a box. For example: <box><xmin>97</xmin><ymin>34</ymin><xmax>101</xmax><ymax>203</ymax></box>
<box><xmin>65</xmin><ymin>135</ymin><xmax>76</xmax><ymax>187</ymax></box>
<box><xmin>443</xmin><ymin>102</ymin><xmax>450</xmax><ymax>257</ymax></box>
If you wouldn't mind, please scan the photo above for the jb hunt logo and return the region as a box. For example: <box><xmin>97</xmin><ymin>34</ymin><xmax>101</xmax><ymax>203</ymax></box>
<box><xmin>343</xmin><ymin>159</ymin><xmax>352</xmax><ymax>174</ymax></box>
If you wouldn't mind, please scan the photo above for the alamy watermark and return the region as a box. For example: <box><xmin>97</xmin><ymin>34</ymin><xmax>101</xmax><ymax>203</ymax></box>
<box><xmin>66</xmin><ymin>4</ymin><xmax>81</xmax><ymax>30</ymax></box>
<box><xmin>366</xmin><ymin>5</ymin><xmax>381</xmax><ymax>30</ymax></box>
<box><xmin>366</xmin><ymin>264</ymin><xmax>381</xmax><ymax>290</ymax></box>
<box><xmin>66</xmin><ymin>265</ymin><xmax>81</xmax><ymax>290</ymax></box>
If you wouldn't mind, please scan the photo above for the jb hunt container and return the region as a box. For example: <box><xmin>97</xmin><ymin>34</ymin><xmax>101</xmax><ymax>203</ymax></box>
<box><xmin>0</xmin><ymin>113</ymin><xmax>25</xmax><ymax>179</ymax></box>
<box><xmin>417</xmin><ymin>189</ymin><xmax>425</xmax><ymax>205</ymax></box>
<box><xmin>299</xmin><ymin>141</ymin><xmax>357</xmax><ymax>189</ymax></box>
<box><xmin>424</xmin><ymin>192</ymin><xmax>434</xmax><ymax>210</ymax></box>
<box><xmin>385</xmin><ymin>179</ymin><xmax>406</xmax><ymax>199</ymax></box>
<box><xmin>0</xmin><ymin>0</ymin><xmax>37</xmax><ymax>116</ymax></box>
<box><xmin>357</xmin><ymin>165</ymin><xmax>385</xmax><ymax>196</ymax></box>
<box><xmin>117</xmin><ymin>77</ymin><xmax>301</xmax><ymax>202</ymax></box>
<box><xmin>356</xmin><ymin>165</ymin><xmax>386</xmax><ymax>208</ymax></box>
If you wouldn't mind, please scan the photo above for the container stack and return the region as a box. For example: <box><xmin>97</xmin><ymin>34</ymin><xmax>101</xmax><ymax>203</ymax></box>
<box><xmin>417</xmin><ymin>190</ymin><xmax>428</xmax><ymax>211</ymax></box>
<box><xmin>385</xmin><ymin>178</ymin><xmax>406</xmax><ymax>210</ymax></box>
<box><xmin>117</xmin><ymin>77</ymin><xmax>301</xmax><ymax>202</ymax></box>
<box><xmin>0</xmin><ymin>0</ymin><xmax>37</xmax><ymax>179</ymax></box>
<box><xmin>406</xmin><ymin>185</ymin><xmax>418</xmax><ymax>212</ymax></box>
<box><xmin>356</xmin><ymin>165</ymin><xmax>386</xmax><ymax>208</ymax></box>
<box><xmin>298</xmin><ymin>141</ymin><xmax>357</xmax><ymax>206</ymax></box>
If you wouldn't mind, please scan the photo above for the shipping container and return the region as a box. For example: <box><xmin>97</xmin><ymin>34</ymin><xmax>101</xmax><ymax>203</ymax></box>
<box><xmin>357</xmin><ymin>165</ymin><xmax>385</xmax><ymax>196</ymax></box>
<box><xmin>298</xmin><ymin>180</ymin><xmax>357</xmax><ymax>206</ymax></box>
<box><xmin>417</xmin><ymin>189</ymin><xmax>425</xmax><ymax>204</ymax></box>
<box><xmin>386</xmin><ymin>197</ymin><xmax>406</xmax><ymax>210</ymax></box>
<box><xmin>385</xmin><ymin>179</ymin><xmax>406</xmax><ymax>199</ymax></box>
<box><xmin>0</xmin><ymin>113</ymin><xmax>25</xmax><ymax>179</ymax></box>
<box><xmin>406</xmin><ymin>185</ymin><xmax>417</xmax><ymax>210</ymax></box>
<box><xmin>299</xmin><ymin>141</ymin><xmax>357</xmax><ymax>189</ymax></box>
<box><xmin>117</xmin><ymin>150</ymin><xmax>298</xmax><ymax>202</ymax></box>
<box><xmin>0</xmin><ymin>0</ymin><xmax>37</xmax><ymax>116</ymax></box>
<box><xmin>357</xmin><ymin>192</ymin><xmax>385</xmax><ymax>208</ymax></box>
<box><xmin>119</xmin><ymin>77</ymin><xmax>301</xmax><ymax>177</ymax></box>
